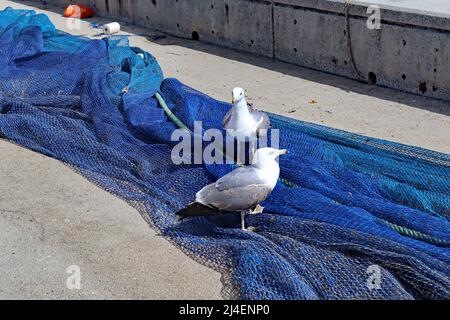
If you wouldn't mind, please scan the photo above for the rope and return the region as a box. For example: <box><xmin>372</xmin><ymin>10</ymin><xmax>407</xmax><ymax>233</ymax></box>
<box><xmin>381</xmin><ymin>219</ymin><xmax>449</xmax><ymax>246</ymax></box>
<box><xmin>155</xmin><ymin>92</ymin><xmax>191</xmax><ymax>132</ymax></box>
<box><xmin>344</xmin><ymin>0</ymin><xmax>368</xmax><ymax>83</ymax></box>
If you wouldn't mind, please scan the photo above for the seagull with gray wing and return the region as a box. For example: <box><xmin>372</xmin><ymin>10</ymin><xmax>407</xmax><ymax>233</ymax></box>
<box><xmin>223</xmin><ymin>87</ymin><xmax>271</xmax><ymax>161</ymax></box>
<box><xmin>176</xmin><ymin>147</ymin><xmax>288</xmax><ymax>231</ymax></box>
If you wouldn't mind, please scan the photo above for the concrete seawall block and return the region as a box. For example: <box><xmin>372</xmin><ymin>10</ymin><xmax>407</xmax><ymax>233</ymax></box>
<box><xmin>274</xmin><ymin>3</ymin><xmax>450</xmax><ymax>99</ymax></box>
<box><xmin>71</xmin><ymin>0</ymin><xmax>274</xmax><ymax>57</ymax></box>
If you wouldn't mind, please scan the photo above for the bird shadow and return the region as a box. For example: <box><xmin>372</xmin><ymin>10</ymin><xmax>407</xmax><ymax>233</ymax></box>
<box><xmin>168</xmin><ymin>212</ymin><xmax>270</xmax><ymax>239</ymax></box>
<box><xmin>174</xmin><ymin>214</ymin><xmax>239</xmax><ymax>235</ymax></box>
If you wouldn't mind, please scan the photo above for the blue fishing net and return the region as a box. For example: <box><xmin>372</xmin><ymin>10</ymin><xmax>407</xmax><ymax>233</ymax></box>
<box><xmin>0</xmin><ymin>7</ymin><xmax>448</xmax><ymax>299</ymax></box>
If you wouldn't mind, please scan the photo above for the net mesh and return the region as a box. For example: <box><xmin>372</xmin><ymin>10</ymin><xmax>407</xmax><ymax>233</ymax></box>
<box><xmin>0</xmin><ymin>7</ymin><xmax>448</xmax><ymax>300</ymax></box>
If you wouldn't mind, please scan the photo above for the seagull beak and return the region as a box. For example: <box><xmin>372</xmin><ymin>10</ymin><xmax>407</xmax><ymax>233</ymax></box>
<box><xmin>278</xmin><ymin>149</ymin><xmax>288</xmax><ymax>155</ymax></box>
<box><xmin>231</xmin><ymin>97</ymin><xmax>237</xmax><ymax>104</ymax></box>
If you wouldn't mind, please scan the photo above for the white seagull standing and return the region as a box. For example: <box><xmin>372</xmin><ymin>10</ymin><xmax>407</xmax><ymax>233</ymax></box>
<box><xmin>223</xmin><ymin>87</ymin><xmax>271</xmax><ymax>161</ymax></box>
<box><xmin>176</xmin><ymin>147</ymin><xmax>288</xmax><ymax>231</ymax></box>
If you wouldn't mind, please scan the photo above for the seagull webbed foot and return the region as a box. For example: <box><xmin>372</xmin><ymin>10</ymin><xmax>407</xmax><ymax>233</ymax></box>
<box><xmin>251</xmin><ymin>204</ymin><xmax>264</xmax><ymax>215</ymax></box>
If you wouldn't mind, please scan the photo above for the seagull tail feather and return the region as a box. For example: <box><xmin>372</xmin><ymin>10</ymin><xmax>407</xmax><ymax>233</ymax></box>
<box><xmin>175</xmin><ymin>202</ymin><xmax>219</xmax><ymax>219</ymax></box>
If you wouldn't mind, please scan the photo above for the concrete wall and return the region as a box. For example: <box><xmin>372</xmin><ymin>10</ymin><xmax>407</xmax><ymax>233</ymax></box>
<box><xmin>46</xmin><ymin>0</ymin><xmax>275</xmax><ymax>57</ymax></box>
<box><xmin>275</xmin><ymin>1</ymin><xmax>450</xmax><ymax>99</ymax></box>
<box><xmin>41</xmin><ymin>0</ymin><xmax>450</xmax><ymax>101</ymax></box>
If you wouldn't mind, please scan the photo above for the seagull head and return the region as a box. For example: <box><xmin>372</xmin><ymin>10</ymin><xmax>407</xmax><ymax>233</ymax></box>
<box><xmin>252</xmin><ymin>147</ymin><xmax>288</xmax><ymax>168</ymax></box>
<box><xmin>231</xmin><ymin>87</ymin><xmax>245</xmax><ymax>104</ymax></box>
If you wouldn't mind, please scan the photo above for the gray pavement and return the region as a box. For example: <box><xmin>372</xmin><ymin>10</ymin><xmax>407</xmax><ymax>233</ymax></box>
<box><xmin>0</xmin><ymin>0</ymin><xmax>449</xmax><ymax>299</ymax></box>
<box><xmin>0</xmin><ymin>141</ymin><xmax>223</xmax><ymax>299</ymax></box>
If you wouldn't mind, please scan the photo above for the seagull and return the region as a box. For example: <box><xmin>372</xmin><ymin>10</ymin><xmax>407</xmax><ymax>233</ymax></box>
<box><xmin>222</xmin><ymin>87</ymin><xmax>271</xmax><ymax>162</ymax></box>
<box><xmin>176</xmin><ymin>147</ymin><xmax>288</xmax><ymax>231</ymax></box>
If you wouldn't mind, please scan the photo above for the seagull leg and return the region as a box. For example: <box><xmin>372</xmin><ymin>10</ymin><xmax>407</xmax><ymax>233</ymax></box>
<box><xmin>249</xmin><ymin>140</ymin><xmax>256</xmax><ymax>163</ymax></box>
<box><xmin>237</xmin><ymin>141</ymin><xmax>245</xmax><ymax>165</ymax></box>
<box><xmin>241</xmin><ymin>210</ymin><xmax>256</xmax><ymax>232</ymax></box>
<box><xmin>240</xmin><ymin>210</ymin><xmax>246</xmax><ymax>230</ymax></box>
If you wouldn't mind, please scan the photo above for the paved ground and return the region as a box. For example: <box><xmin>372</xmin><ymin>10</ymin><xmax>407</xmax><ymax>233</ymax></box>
<box><xmin>0</xmin><ymin>0</ymin><xmax>449</xmax><ymax>299</ymax></box>
<box><xmin>0</xmin><ymin>142</ymin><xmax>222</xmax><ymax>299</ymax></box>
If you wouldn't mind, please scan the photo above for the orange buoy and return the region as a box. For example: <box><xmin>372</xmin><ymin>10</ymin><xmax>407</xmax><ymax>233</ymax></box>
<box><xmin>63</xmin><ymin>4</ymin><xmax>94</xmax><ymax>19</ymax></box>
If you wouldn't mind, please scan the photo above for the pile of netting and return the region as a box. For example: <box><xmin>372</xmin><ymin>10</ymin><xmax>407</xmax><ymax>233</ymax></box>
<box><xmin>0</xmin><ymin>7</ymin><xmax>448</xmax><ymax>299</ymax></box>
